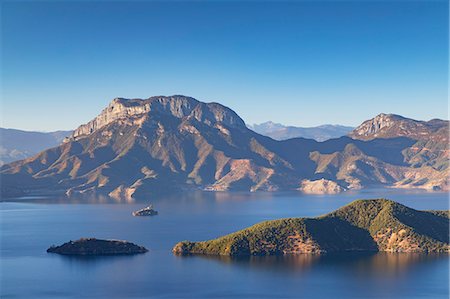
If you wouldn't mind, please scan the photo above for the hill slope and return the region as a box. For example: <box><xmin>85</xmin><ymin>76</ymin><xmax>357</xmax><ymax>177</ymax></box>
<box><xmin>348</xmin><ymin>113</ymin><xmax>448</xmax><ymax>141</ymax></box>
<box><xmin>173</xmin><ymin>199</ymin><xmax>449</xmax><ymax>256</ymax></box>
<box><xmin>346</xmin><ymin>113</ymin><xmax>449</xmax><ymax>190</ymax></box>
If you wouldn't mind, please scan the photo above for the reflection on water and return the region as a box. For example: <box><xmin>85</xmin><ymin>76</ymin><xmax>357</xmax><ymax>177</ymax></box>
<box><xmin>54</xmin><ymin>253</ymin><xmax>144</xmax><ymax>264</ymax></box>
<box><xmin>186</xmin><ymin>252</ymin><xmax>448</xmax><ymax>276</ymax></box>
<box><xmin>2</xmin><ymin>186</ymin><xmax>449</xmax><ymax>222</ymax></box>
<box><xmin>3</xmin><ymin>188</ymin><xmax>449</xmax><ymax>209</ymax></box>
<box><xmin>359</xmin><ymin>253</ymin><xmax>447</xmax><ymax>276</ymax></box>
<box><xmin>2</xmin><ymin>190</ymin><xmax>269</xmax><ymax>204</ymax></box>
<box><xmin>181</xmin><ymin>253</ymin><xmax>321</xmax><ymax>272</ymax></box>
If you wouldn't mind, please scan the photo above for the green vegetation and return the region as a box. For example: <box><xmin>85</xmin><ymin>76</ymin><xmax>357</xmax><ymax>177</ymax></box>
<box><xmin>173</xmin><ymin>199</ymin><xmax>449</xmax><ymax>256</ymax></box>
<box><xmin>47</xmin><ymin>238</ymin><xmax>148</xmax><ymax>255</ymax></box>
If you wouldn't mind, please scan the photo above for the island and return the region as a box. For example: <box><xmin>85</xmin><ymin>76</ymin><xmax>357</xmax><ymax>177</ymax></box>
<box><xmin>132</xmin><ymin>205</ymin><xmax>158</xmax><ymax>216</ymax></box>
<box><xmin>173</xmin><ymin>199</ymin><xmax>449</xmax><ymax>256</ymax></box>
<box><xmin>47</xmin><ymin>238</ymin><xmax>148</xmax><ymax>255</ymax></box>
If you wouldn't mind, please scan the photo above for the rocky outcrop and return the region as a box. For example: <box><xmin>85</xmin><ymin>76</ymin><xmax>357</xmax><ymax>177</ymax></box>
<box><xmin>393</xmin><ymin>166</ymin><xmax>449</xmax><ymax>191</ymax></box>
<box><xmin>47</xmin><ymin>238</ymin><xmax>148</xmax><ymax>255</ymax></box>
<box><xmin>299</xmin><ymin>179</ymin><xmax>345</xmax><ymax>194</ymax></box>
<box><xmin>69</xmin><ymin>96</ymin><xmax>246</xmax><ymax>141</ymax></box>
<box><xmin>173</xmin><ymin>199</ymin><xmax>450</xmax><ymax>256</ymax></box>
<box><xmin>348</xmin><ymin>113</ymin><xmax>448</xmax><ymax>141</ymax></box>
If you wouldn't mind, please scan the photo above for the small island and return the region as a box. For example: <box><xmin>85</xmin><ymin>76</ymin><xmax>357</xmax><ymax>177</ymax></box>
<box><xmin>132</xmin><ymin>205</ymin><xmax>158</xmax><ymax>216</ymax></box>
<box><xmin>173</xmin><ymin>199</ymin><xmax>449</xmax><ymax>256</ymax></box>
<box><xmin>47</xmin><ymin>238</ymin><xmax>148</xmax><ymax>255</ymax></box>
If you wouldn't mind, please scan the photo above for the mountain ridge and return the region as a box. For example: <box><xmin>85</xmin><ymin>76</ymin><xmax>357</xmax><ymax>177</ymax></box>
<box><xmin>1</xmin><ymin>96</ymin><xmax>448</xmax><ymax>199</ymax></box>
<box><xmin>0</xmin><ymin>128</ymin><xmax>72</xmax><ymax>166</ymax></box>
<box><xmin>349</xmin><ymin>113</ymin><xmax>448</xmax><ymax>141</ymax></box>
<box><xmin>248</xmin><ymin>121</ymin><xmax>354</xmax><ymax>141</ymax></box>
<box><xmin>69</xmin><ymin>96</ymin><xmax>247</xmax><ymax>142</ymax></box>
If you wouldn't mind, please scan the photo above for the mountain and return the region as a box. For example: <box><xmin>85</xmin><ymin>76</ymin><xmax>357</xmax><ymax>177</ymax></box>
<box><xmin>348</xmin><ymin>113</ymin><xmax>448</xmax><ymax>141</ymax></box>
<box><xmin>1</xmin><ymin>95</ymin><xmax>295</xmax><ymax>198</ymax></box>
<box><xmin>347</xmin><ymin>113</ymin><xmax>449</xmax><ymax>189</ymax></box>
<box><xmin>349</xmin><ymin>113</ymin><xmax>448</xmax><ymax>169</ymax></box>
<box><xmin>1</xmin><ymin>96</ymin><xmax>448</xmax><ymax>199</ymax></box>
<box><xmin>173</xmin><ymin>199</ymin><xmax>450</xmax><ymax>255</ymax></box>
<box><xmin>248</xmin><ymin>121</ymin><xmax>354</xmax><ymax>141</ymax></box>
<box><xmin>0</xmin><ymin>128</ymin><xmax>72</xmax><ymax>166</ymax></box>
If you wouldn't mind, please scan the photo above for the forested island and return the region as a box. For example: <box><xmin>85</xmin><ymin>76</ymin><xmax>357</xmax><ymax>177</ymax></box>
<box><xmin>173</xmin><ymin>199</ymin><xmax>449</xmax><ymax>256</ymax></box>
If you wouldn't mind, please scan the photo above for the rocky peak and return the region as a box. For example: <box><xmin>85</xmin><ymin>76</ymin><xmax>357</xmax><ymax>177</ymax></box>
<box><xmin>350</xmin><ymin>114</ymin><xmax>402</xmax><ymax>137</ymax></box>
<box><xmin>348</xmin><ymin>113</ymin><xmax>448</xmax><ymax>141</ymax></box>
<box><xmin>69</xmin><ymin>95</ymin><xmax>246</xmax><ymax>140</ymax></box>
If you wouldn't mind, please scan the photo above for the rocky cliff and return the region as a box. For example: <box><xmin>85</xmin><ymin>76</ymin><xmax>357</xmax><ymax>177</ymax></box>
<box><xmin>69</xmin><ymin>96</ymin><xmax>246</xmax><ymax>140</ymax></box>
<box><xmin>349</xmin><ymin>113</ymin><xmax>448</xmax><ymax>142</ymax></box>
<box><xmin>1</xmin><ymin>96</ymin><xmax>294</xmax><ymax>199</ymax></box>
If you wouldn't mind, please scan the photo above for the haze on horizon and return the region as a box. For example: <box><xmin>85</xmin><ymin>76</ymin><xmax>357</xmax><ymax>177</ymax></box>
<box><xmin>1</xmin><ymin>0</ymin><xmax>448</xmax><ymax>132</ymax></box>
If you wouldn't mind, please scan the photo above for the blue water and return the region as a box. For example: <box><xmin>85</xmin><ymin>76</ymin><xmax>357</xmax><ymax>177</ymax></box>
<box><xmin>1</xmin><ymin>189</ymin><xmax>449</xmax><ymax>298</ymax></box>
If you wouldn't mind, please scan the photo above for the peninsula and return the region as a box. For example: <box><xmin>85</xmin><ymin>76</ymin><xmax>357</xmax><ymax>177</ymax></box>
<box><xmin>173</xmin><ymin>199</ymin><xmax>449</xmax><ymax>256</ymax></box>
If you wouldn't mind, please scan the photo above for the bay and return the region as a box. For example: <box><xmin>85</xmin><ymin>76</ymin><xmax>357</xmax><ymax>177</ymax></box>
<box><xmin>1</xmin><ymin>189</ymin><xmax>448</xmax><ymax>299</ymax></box>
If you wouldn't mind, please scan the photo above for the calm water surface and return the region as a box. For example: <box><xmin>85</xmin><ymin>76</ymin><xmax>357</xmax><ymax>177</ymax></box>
<box><xmin>1</xmin><ymin>189</ymin><xmax>449</xmax><ymax>299</ymax></box>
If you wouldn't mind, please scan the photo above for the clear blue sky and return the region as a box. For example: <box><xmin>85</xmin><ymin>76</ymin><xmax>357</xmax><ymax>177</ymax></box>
<box><xmin>1</xmin><ymin>0</ymin><xmax>448</xmax><ymax>131</ymax></box>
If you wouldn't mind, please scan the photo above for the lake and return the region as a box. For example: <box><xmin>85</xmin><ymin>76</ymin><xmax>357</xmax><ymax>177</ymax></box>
<box><xmin>1</xmin><ymin>189</ymin><xmax>449</xmax><ymax>299</ymax></box>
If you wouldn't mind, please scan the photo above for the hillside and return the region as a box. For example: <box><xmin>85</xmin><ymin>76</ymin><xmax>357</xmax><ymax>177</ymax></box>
<box><xmin>173</xmin><ymin>199</ymin><xmax>450</xmax><ymax>256</ymax></box>
<box><xmin>347</xmin><ymin>113</ymin><xmax>449</xmax><ymax>190</ymax></box>
<box><xmin>1</xmin><ymin>96</ymin><xmax>448</xmax><ymax>199</ymax></box>
<box><xmin>248</xmin><ymin>122</ymin><xmax>353</xmax><ymax>141</ymax></box>
<box><xmin>0</xmin><ymin>128</ymin><xmax>72</xmax><ymax>165</ymax></box>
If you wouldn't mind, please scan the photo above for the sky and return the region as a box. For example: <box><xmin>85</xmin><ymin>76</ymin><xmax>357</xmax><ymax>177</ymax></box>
<box><xmin>1</xmin><ymin>0</ymin><xmax>448</xmax><ymax>131</ymax></box>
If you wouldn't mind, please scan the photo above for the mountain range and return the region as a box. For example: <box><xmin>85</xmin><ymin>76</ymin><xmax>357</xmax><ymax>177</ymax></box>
<box><xmin>1</xmin><ymin>95</ymin><xmax>448</xmax><ymax>199</ymax></box>
<box><xmin>247</xmin><ymin>122</ymin><xmax>354</xmax><ymax>141</ymax></box>
<box><xmin>0</xmin><ymin>123</ymin><xmax>349</xmax><ymax>165</ymax></box>
<box><xmin>0</xmin><ymin>128</ymin><xmax>72</xmax><ymax>166</ymax></box>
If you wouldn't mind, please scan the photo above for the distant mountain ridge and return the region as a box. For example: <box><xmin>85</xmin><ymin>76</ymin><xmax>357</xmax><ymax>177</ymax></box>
<box><xmin>248</xmin><ymin>121</ymin><xmax>354</xmax><ymax>141</ymax></box>
<box><xmin>1</xmin><ymin>95</ymin><xmax>448</xmax><ymax>199</ymax></box>
<box><xmin>0</xmin><ymin>128</ymin><xmax>72</xmax><ymax>166</ymax></box>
